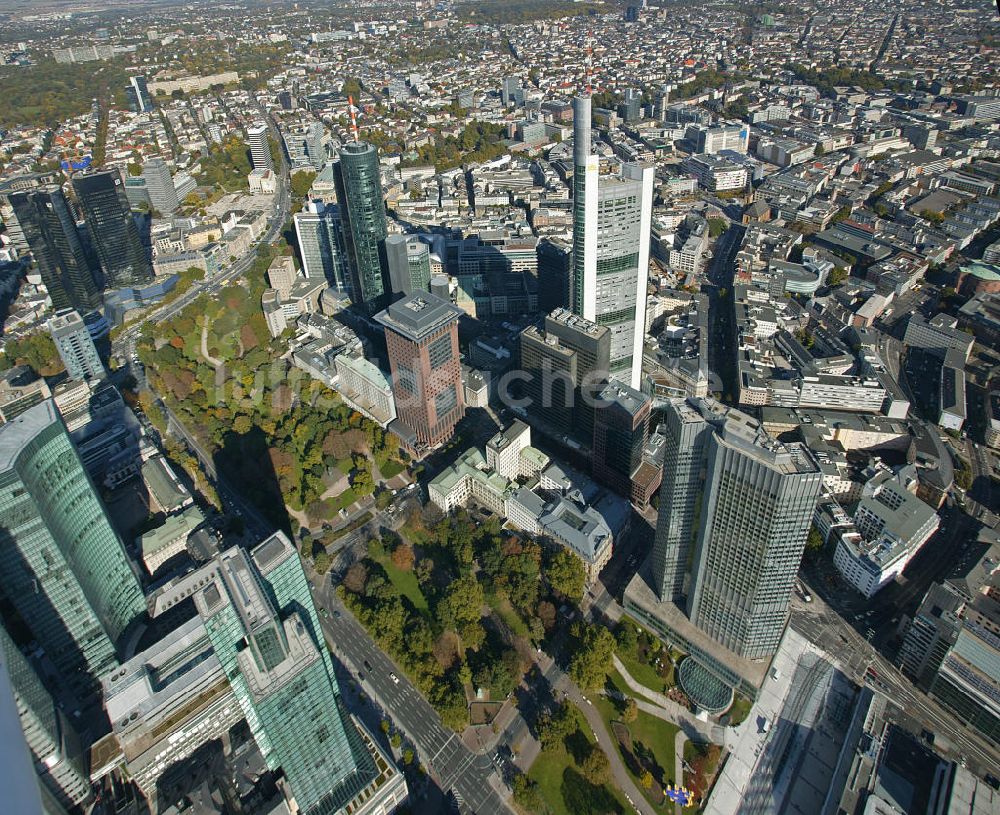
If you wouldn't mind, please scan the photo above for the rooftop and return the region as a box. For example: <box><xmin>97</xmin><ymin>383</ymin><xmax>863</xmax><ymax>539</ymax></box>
<box><xmin>374</xmin><ymin>291</ymin><xmax>463</xmax><ymax>341</ymax></box>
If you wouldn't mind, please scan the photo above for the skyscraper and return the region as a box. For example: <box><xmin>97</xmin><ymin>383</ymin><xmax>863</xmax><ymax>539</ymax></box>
<box><xmin>385</xmin><ymin>234</ymin><xmax>431</xmax><ymax>297</ymax></box>
<box><xmin>518</xmin><ymin>308</ymin><xmax>610</xmax><ymax>441</ymax></box>
<box><xmin>247</xmin><ymin>122</ymin><xmax>273</xmax><ymax>172</ymax></box>
<box><xmin>141</xmin><ymin>157</ymin><xmax>178</xmax><ymax>214</ymax></box>
<box><xmin>4</xmin><ymin>187</ymin><xmax>101</xmax><ymax>313</ymax></box>
<box><xmin>0</xmin><ymin>401</ymin><xmax>145</xmax><ymax>692</ymax></box>
<box><xmin>306</xmin><ymin>120</ymin><xmax>326</xmax><ymax>170</ymax></box>
<box><xmin>72</xmin><ymin>170</ymin><xmax>153</xmax><ymax>290</ymax></box>
<box><xmin>592</xmin><ymin>380</ymin><xmax>650</xmax><ymax>498</ymax></box>
<box><xmin>375</xmin><ymin>292</ymin><xmax>464</xmax><ymax>450</ymax></box>
<box><xmin>127</xmin><ymin>75</ymin><xmax>153</xmax><ymax>113</ymax></box>
<box><xmin>293</xmin><ymin>200</ymin><xmax>350</xmax><ymax>291</ymax></box>
<box><xmin>0</xmin><ymin>626</ymin><xmax>91</xmax><ymax>811</ymax></box>
<box><xmin>48</xmin><ymin>308</ymin><xmax>105</xmax><ymax>382</ymax></box>
<box><xmin>648</xmin><ymin>398</ymin><xmax>821</xmax><ymax>659</ymax></box>
<box><xmin>181</xmin><ymin>535</ymin><xmax>393</xmax><ymax>814</ymax></box>
<box><xmin>649</xmin><ymin>400</ymin><xmax>713</xmax><ymax>604</ymax></box>
<box><xmin>334</xmin><ymin>141</ymin><xmax>389</xmax><ymax>311</ymax></box>
<box><xmin>571</xmin><ymin>94</ymin><xmax>654</xmax><ymax>390</ymax></box>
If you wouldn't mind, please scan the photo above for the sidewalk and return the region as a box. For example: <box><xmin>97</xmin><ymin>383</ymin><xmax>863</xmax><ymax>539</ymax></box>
<box><xmin>613</xmin><ymin>655</ymin><xmax>726</xmax><ymax>745</ymax></box>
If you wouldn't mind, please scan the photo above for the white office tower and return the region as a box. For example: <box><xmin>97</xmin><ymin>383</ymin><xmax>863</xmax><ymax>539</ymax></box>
<box><xmin>650</xmin><ymin>398</ymin><xmax>822</xmax><ymax>660</ymax></box>
<box><xmin>48</xmin><ymin>309</ymin><xmax>105</xmax><ymax>382</ymax></box>
<box><xmin>247</xmin><ymin>122</ymin><xmax>273</xmax><ymax>172</ymax></box>
<box><xmin>293</xmin><ymin>200</ymin><xmax>350</xmax><ymax>292</ymax></box>
<box><xmin>571</xmin><ymin>94</ymin><xmax>653</xmax><ymax>390</ymax></box>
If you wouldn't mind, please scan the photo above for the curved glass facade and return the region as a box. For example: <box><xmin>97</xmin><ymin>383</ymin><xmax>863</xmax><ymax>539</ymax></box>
<box><xmin>0</xmin><ymin>402</ymin><xmax>144</xmax><ymax>688</ymax></box>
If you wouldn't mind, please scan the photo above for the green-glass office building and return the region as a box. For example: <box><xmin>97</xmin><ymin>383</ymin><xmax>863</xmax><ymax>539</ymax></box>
<box><xmin>192</xmin><ymin>535</ymin><xmax>378</xmax><ymax>814</ymax></box>
<box><xmin>0</xmin><ymin>401</ymin><xmax>145</xmax><ymax>693</ymax></box>
<box><xmin>334</xmin><ymin>141</ymin><xmax>389</xmax><ymax>312</ymax></box>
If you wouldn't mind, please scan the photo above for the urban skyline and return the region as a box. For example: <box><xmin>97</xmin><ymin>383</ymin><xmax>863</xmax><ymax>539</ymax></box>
<box><xmin>0</xmin><ymin>0</ymin><xmax>998</xmax><ymax>813</ymax></box>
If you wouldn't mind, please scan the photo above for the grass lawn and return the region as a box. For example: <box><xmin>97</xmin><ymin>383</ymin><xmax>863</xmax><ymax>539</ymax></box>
<box><xmin>492</xmin><ymin>596</ymin><xmax>530</xmax><ymax>639</ymax></box>
<box><xmin>379</xmin><ymin>459</ymin><xmax>406</xmax><ymax>479</ymax></box>
<box><xmin>616</xmin><ymin>623</ymin><xmax>675</xmax><ymax>694</ymax></box>
<box><xmin>369</xmin><ymin>542</ymin><xmax>429</xmax><ymax>614</ymax></box>
<box><xmin>589</xmin><ymin>671</ymin><xmax>680</xmax><ymax>809</ymax></box>
<box><xmin>330</xmin><ymin>487</ymin><xmax>358</xmax><ymax>513</ymax></box>
<box><xmin>728</xmin><ymin>695</ymin><xmax>752</xmax><ymax>726</ymax></box>
<box><xmin>527</xmin><ymin>706</ymin><xmax>629</xmax><ymax>815</ymax></box>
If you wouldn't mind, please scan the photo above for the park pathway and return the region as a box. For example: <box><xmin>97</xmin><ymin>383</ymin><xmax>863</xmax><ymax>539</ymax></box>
<box><xmin>612</xmin><ymin>655</ymin><xmax>726</xmax><ymax>744</ymax></box>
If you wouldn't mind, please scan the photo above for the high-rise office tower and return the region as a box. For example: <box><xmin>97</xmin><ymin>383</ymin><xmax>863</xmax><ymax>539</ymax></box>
<box><xmin>72</xmin><ymin>170</ymin><xmax>153</xmax><ymax>290</ymax></box>
<box><xmin>518</xmin><ymin>308</ymin><xmax>610</xmax><ymax>440</ymax></box>
<box><xmin>247</xmin><ymin>122</ymin><xmax>273</xmax><ymax>172</ymax></box>
<box><xmin>0</xmin><ymin>626</ymin><xmax>91</xmax><ymax>811</ymax></box>
<box><xmin>4</xmin><ymin>187</ymin><xmax>101</xmax><ymax>313</ymax></box>
<box><xmin>385</xmin><ymin>234</ymin><xmax>431</xmax><ymax>297</ymax></box>
<box><xmin>501</xmin><ymin>76</ymin><xmax>521</xmax><ymax>107</ymax></box>
<box><xmin>127</xmin><ymin>75</ymin><xmax>153</xmax><ymax>113</ymax></box>
<box><xmin>293</xmin><ymin>201</ymin><xmax>350</xmax><ymax>291</ymax></box>
<box><xmin>537</xmin><ymin>238</ymin><xmax>571</xmax><ymax>313</ymax></box>
<box><xmin>571</xmin><ymin>94</ymin><xmax>654</xmax><ymax>390</ymax></box>
<box><xmin>184</xmin><ymin>535</ymin><xmax>392</xmax><ymax>814</ymax></box>
<box><xmin>618</xmin><ymin>88</ymin><xmax>642</xmax><ymax>123</ymax></box>
<box><xmin>592</xmin><ymin>380</ymin><xmax>650</xmax><ymax>497</ymax></box>
<box><xmin>306</xmin><ymin>121</ymin><xmax>326</xmax><ymax>170</ymax></box>
<box><xmin>334</xmin><ymin>141</ymin><xmax>389</xmax><ymax>311</ymax></box>
<box><xmin>375</xmin><ymin>292</ymin><xmax>464</xmax><ymax>450</ymax></box>
<box><xmin>141</xmin><ymin>157</ymin><xmax>178</xmax><ymax>213</ymax></box>
<box><xmin>649</xmin><ymin>400</ymin><xmax>713</xmax><ymax>604</ymax></box>
<box><xmin>48</xmin><ymin>309</ymin><xmax>105</xmax><ymax>382</ymax></box>
<box><xmin>649</xmin><ymin>398</ymin><xmax>821</xmax><ymax>659</ymax></box>
<box><xmin>0</xmin><ymin>402</ymin><xmax>145</xmax><ymax>692</ymax></box>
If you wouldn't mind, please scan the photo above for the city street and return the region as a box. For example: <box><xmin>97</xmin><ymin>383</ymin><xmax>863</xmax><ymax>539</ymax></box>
<box><xmin>789</xmin><ymin>583</ymin><xmax>1000</xmax><ymax>777</ymax></box>
<box><xmin>310</xmin><ymin>579</ymin><xmax>514</xmax><ymax>815</ymax></box>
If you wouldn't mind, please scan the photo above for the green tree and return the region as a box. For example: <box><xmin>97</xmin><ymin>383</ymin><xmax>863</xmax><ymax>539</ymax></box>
<box><xmin>439</xmin><ymin>574</ymin><xmax>484</xmax><ymax>631</ymax></box>
<box><xmin>290</xmin><ymin>170</ymin><xmax>317</xmax><ymax>199</ymax></box>
<box><xmin>342</xmin><ymin>77</ymin><xmax>362</xmax><ymax>99</ymax></box>
<box><xmin>623</xmin><ymin>697</ymin><xmax>638</xmax><ymax>723</ymax></box>
<box><xmin>827</xmin><ymin>267</ymin><xmax>848</xmax><ymax>286</ymax></box>
<box><xmin>546</xmin><ymin>548</ymin><xmax>586</xmax><ymax>602</ymax></box>
<box><xmin>537</xmin><ymin>702</ymin><xmax>575</xmax><ymax>749</ymax></box>
<box><xmin>580</xmin><ymin>746</ymin><xmax>610</xmax><ymax>784</ymax></box>
<box><xmin>568</xmin><ymin>622</ymin><xmax>616</xmax><ymax>690</ymax></box>
<box><xmin>615</xmin><ymin>622</ymin><xmax>639</xmax><ymax>654</ymax></box>
<box><xmin>955</xmin><ymin>466</ymin><xmax>973</xmax><ymax>491</ymax></box>
<box><xmin>805</xmin><ymin>527</ymin><xmax>825</xmax><ymax>553</ymax></box>
<box><xmin>2</xmin><ymin>332</ymin><xmax>63</xmax><ymax>376</ymax></box>
<box><xmin>512</xmin><ymin>774</ymin><xmax>545</xmax><ymax>810</ymax></box>
<box><xmin>708</xmin><ymin>217</ymin><xmax>728</xmax><ymax>238</ymax></box>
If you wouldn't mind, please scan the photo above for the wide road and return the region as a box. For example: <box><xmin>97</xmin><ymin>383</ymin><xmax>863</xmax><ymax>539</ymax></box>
<box><xmin>313</xmin><ymin>583</ymin><xmax>514</xmax><ymax>815</ymax></box>
<box><xmin>704</xmin><ymin>223</ymin><xmax>744</xmax><ymax>401</ymax></box>
<box><xmin>789</xmin><ymin>591</ymin><xmax>1000</xmax><ymax>777</ymax></box>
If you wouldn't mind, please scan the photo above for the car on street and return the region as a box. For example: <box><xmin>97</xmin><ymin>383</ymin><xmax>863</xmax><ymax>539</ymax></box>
<box><xmin>363</xmin><ymin>659</ymin><xmax>372</xmax><ymax>671</ymax></box>
<box><xmin>390</xmin><ymin>673</ymin><xmax>399</xmax><ymax>685</ymax></box>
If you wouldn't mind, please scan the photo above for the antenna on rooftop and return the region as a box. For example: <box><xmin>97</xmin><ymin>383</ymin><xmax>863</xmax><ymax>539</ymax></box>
<box><xmin>348</xmin><ymin>95</ymin><xmax>360</xmax><ymax>142</ymax></box>
<box><xmin>585</xmin><ymin>36</ymin><xmax>593</xmax><ymax>95</ymax></box>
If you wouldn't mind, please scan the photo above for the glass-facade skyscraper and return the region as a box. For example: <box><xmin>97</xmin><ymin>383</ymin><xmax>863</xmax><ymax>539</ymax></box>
<box><xmin>0</xmin><ymin>626</ymin><xmax>91</xmax><ymax>811</ymax></box>
<box><xmin>0</xmin><ymin>401</ymin><xmax>145</xmax><ymax>692</ymax></box>
<box><xmin>385</xmin><ymin>234</ymin><xmax>431</xmax><ymax>297</ymax></box>
<box><xmin>191</xmin><ymin>535</ymin><xmax>379</xmax><ymax>814</ymax></box>
<box><xmin>293</xmin><ymin>201</ymin><xmax>350</xmax><ymax>292</ymax></box>
<box><xmin>334</xmin><ymin>141</ymin><xmax>389</xmax><ymax>312</ymax></box>
<box><xmin>650</xmin><ymin>398</ymin><xmax>822</xmax><ymax>660</ymax></box>
<box><xmin>4</xmin><ymin>186</ymin><xmax>101</xmax><ymax>313</ymax></box>
<box><xmin>72</xmin><ymin>170</ymin><xmax>153</xmax><ymax>290</ymax></box>
<box><xmin>571</xmin><ymin>94</ymin><xmax>654</xmax><ymax>390</ymax></box>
